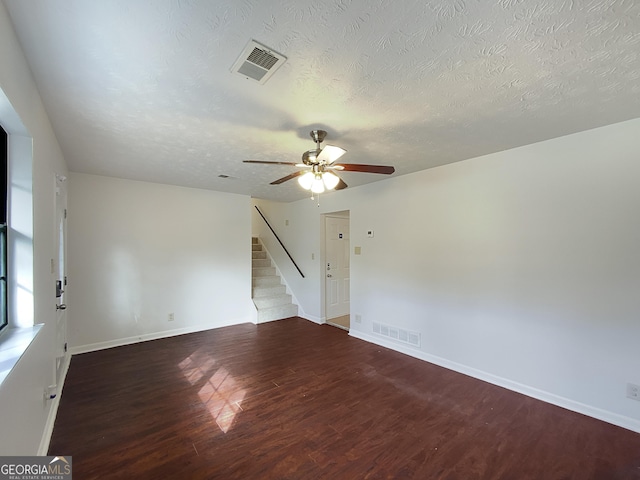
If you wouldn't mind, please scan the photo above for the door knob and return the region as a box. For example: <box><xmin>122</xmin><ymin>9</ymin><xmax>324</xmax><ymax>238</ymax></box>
<box><xmin>327</xmin><ymin>274</ymin><xmax>332</xmax><ymax>278</ymax></box>
<box><xmin>56</xmin><ymin>304</ymin><xmax>67</xmax><ymax>310</ymax></box>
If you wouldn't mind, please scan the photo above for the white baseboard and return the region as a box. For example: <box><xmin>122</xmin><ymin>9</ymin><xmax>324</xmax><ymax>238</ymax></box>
<box><xmin>299</xmin><ymin>313</ymin><xmax>324</xmax><ymax>325</ymax></box>
<box><xmin>70</xmin><ymin>319</ymin><xmax>251</xmax><ymax>355</ymax></box>
<box><xmin>349</xmin><ymin>330</ymin><xmax>640</xmax><ymax>434</ymax></box>
<box><xmin>38</xmin><ymin>353</ymin><xmax>71</xmax><ymax>455</ymax></box>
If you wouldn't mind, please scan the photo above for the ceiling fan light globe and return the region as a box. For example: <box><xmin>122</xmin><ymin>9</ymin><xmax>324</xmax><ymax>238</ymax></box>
<box><xmin>311</xmin><ymin>175</ymin><xmax>325</xmax><ymax>194</ymax></box>
<box><xmin>298</xmin><ymin>171</ymin><xmax>315</xmax><ymax>190</ymax></box>
<box><xmin>322</xmin><ymin>171</ymin><xmax>340</xmax><ymax>190</ymax></box>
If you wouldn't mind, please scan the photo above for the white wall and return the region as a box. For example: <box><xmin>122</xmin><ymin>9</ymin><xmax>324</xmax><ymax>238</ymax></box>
<box><xmin>255</xmin><ymin>118</ymin><xmax>640</xmax><ymax>432</ymax></box>
<box><xmin>0</xmin><ymin>2</ymin><xmax>69</xmax><ymax>454</ymax></box>
<box><xmin>68</xmin><ymin>173</ymin><xmax>253</xmax><ymax>351</ymax></box>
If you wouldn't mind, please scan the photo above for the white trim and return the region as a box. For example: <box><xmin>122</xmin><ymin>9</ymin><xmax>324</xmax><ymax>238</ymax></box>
<box><xmin>1</xmin><ymin>89</ymin><xmax>35</xmax><ymax>330</ymax></box>
<box><xmin>0</xmin><ymin>325</ymin><xmax>43</xmax><ymax>386</ymax></box>
<box><xmin>0</xmin><ymin>89</ymin><xmax>29</xmax><ymax>135</ymax></box>
<box><xmin>326</xmin><ymin>321</ymin><xmax>349</xmax><ymax>331</ymax></box>
<box><xmin>299</xmin><ymin>313</ymin><xmax>324</xmax><ymax>325</ymax></box>
<box><xmin>248</xmin><ymin>303</ymin><xmax>258</xmax><ymax>325</ymax></box>
<box><xmin>349</xmin><ymin>329</ymin><xmax>640</xmax><ymax>434</ymax></box>
<box><xmin>38</xmin><ymin>352</ymin><xmax>71</xmax><ymax>455</ymax></box>
<box><xmin>70</xmin><ymin>319</ymin><xmax>252</xmax><ymax>355</ymax></box>
<box><xmin>293</xmin><ymin>298</ymin><xmax>323</xmax><ymax>325</ymax></box>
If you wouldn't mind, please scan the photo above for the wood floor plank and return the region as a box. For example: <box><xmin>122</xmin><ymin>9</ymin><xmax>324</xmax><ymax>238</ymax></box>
<box><xmin>49</xmin><ymin>317</ymin><xmax>640</xmax><ymax>479</ymax></box>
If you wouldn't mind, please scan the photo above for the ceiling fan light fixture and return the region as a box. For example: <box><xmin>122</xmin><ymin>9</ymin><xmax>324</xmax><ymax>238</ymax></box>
<box><xmin>298</xmin><ymin>171</ymin><xmax>315</xmax><ymax>190</ymax></box>
<box><xmin>311</xmin><ymin>174</ymin><xmax>325</xmax><ymax>194</ymax></box>
<box><xmin>322</xmin><ymin>171</ymin><xmax>340</xmax><ymax>190</ymax></box>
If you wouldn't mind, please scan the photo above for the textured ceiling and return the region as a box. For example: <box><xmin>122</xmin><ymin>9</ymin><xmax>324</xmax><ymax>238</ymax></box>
<box><xmin>4</xmin><ymin>0</ymin><xmax>640</xmax><ymax>202</ymax></box>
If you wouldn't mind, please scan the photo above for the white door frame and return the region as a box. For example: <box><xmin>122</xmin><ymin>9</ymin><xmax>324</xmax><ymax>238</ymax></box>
<box><xmin>54</xmin><ymin>173</ymin><xmax>68</xmax><ymax>386</ymax></box>
<box><xmin>322</xmin><ymin>210</ymin><xmax>350</xmax><ymax>324</ymax></box>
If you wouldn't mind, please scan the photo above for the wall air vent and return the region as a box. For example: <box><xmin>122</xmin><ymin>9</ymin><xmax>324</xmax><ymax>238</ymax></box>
<box><xmin>231</xmin><ymin>40</ymin><xmax>287</xmax><ymax>84</ymax></box>
<box><xmin>373</xmin><ymin>321</ymin><xmax>421</xmax><ymax>348</ymax></box>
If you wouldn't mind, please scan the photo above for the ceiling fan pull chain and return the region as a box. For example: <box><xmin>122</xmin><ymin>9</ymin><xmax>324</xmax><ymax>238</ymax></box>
<box><xmin>309</xmin><ymin>191</ymin><xmax>321</xmax><ymax>207</ymax></box>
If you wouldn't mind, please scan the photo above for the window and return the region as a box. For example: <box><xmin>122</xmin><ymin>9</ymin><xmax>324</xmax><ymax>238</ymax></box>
<box><xmin>0</xmin><ymin>90</ymin><xmax>40</xmax><ymax>387</ymax></box>
<box><xmin>1</xmin><ymin>125</ymin><xmax>7</xmax><ymax>332</ymax></box>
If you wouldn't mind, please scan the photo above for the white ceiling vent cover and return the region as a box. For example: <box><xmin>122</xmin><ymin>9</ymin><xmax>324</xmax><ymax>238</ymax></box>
<box><xmin>231</xmin><ymin>40</ymin><xmax>287</xmax><ymax>84</ymax></box>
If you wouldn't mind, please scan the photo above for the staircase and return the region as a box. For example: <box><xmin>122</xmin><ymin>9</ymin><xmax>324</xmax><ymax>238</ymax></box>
<box><xmin>252</xmin><ymin>237</ymin><xmax>298</xmax><ymax>322</ymax></box>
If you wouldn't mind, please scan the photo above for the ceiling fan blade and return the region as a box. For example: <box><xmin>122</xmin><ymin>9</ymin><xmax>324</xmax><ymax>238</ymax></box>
<box><xmin>270</xmin><ymin>171</ymin><xmax>305</xmax><ymax>185</ymax></box>
<box><xmin>317</xmin><ymin>145</ymin><xmax>346</xmax><ymax>164</ymax></box>
<box><xmin>243</xmin><ymin>160</ymin><xmax>299</xmax><ymax>166</ymax></box>
<box><xmin>335</xmin><ymin>178</ymin><xmax>348</xmax><ymax>190</ymax></box>
<box><xmin>334</xmin><ymin>163</ymin><xmax>395</xmax><ymax>174</ymax></box>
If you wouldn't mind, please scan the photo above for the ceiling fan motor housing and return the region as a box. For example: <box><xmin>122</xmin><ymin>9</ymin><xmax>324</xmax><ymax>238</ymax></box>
<box><xmin>310</xmin><ymin>129</ymin><xmax>327</xmax><ymax>144</ymax></box>
<box><xmin>302</xmin><ymin>149</ymin><xmax>320</xmax><ymax>165</ymax></box>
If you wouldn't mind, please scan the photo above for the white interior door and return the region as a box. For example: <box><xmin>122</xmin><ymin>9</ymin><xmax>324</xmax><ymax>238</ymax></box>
<box><xmin>325</xmin><ymin>215</ymin><xmax>350</xmax><ymax>320</ymax></box>
<box><xmin>54</xmin><ymin>174</ymin><xmax>68</xmax><ymax>385</ymax></box>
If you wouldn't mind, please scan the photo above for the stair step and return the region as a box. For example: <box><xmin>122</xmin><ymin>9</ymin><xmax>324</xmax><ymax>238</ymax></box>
<box><xmin>252</xmin><ymin>244</ymin><xmax>262</xmax><ymax>251</ymax></box>
<box><xmin>253</xmin><ymin>275</ymin><xmax>281</xmax><ymax>287</ymax></box>
<box><xmin>252</xmin><ymin>258</ymin><xmax>271</xmax><ymax>268</ymax></box>
<box><xmin>257</xmin><ymin>303</ymin><xmax>298</xmax><ymax>323</ymax></box>
<box><xmin>252</xmin><ymin>251</ymin><xmax>267</xmax><ymax>259</ymax></box>
<box><xmin>253</xmin><ymin>293</ymin><xmax>293</xmax><ymax>309</ymax></box>
<box><xmin>252</xmin><ymin>237</ymin><xmax>259</xmax><ymax>244</ymax></box>
<box><xmin>253</xmin><ymin>284</ymin><xmax>286</xmax><ymax>297</ymax></box>
<box><xmin>253</xmin><ymin>266</ymin><xmax>276</xmax><ymax>277</ymax></box>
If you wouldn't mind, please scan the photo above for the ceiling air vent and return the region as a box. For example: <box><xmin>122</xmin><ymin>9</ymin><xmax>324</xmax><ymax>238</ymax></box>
<box><xmin>231</xmin><ymin>40</ymin><xmax>287</xmax><ymax>84</ymax></box>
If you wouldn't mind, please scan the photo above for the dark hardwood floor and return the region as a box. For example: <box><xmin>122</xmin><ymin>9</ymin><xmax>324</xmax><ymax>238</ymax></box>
<box><xmin>49</xmin><ymin>317</ymin><xmax>640</xmax><ymax>479</ymax></box>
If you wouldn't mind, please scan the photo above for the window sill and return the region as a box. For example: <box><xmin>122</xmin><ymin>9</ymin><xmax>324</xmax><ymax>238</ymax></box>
<box><xmin>0</xmin><ymin>324</ymin><xmax>44</xmax><ymax>387</ymax></box>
